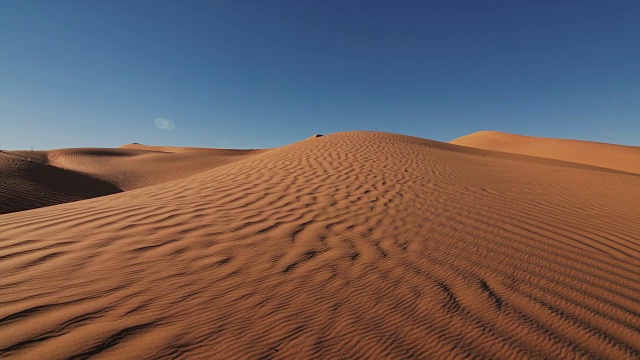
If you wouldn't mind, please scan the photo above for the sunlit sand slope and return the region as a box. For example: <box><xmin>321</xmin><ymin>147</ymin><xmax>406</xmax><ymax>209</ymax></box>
<box><xmin>0</xmin><ymin>151</ymin><xmax>121</xmax><ymax>214</ymax></box>
<box><xmin>1</xmin><ymin>132</ymin><xmax>639</xmax><ymax>359</ymax></box>
<box><xmin>45</xmin><ymin>145</ymin><xmax>269</xmax><ymax>190</ymax></box>
<box><xmin>451</xmin><ymin>131</ymin><xmax>640</xmax><ymax>174</ymax></box>
<box><xmin>1</xmin><ymin>145</ymin><xmax>268</xmax><ymax>213</ymax></box>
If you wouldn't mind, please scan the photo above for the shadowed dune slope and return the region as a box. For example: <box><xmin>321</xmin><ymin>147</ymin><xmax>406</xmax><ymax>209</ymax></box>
<box><xmin>44</xmin><ymin>145</ymin><xmax>269</xmax><ymax>190</ymax></box>
<box><xmin>1</xmin><ymin>131</ymin><xmax>639</xmax><ymax>359</ymax></box>
<box><xmin>1</xmin><ymin>145</ymin><xmax>268</xmax><ymax>214</ymax></box>
<box><xmin>451</xmin><ymin>131</ymin><xmax>640</xmax><ymax>174</ymax></box>
<box><xmin>0</xmin><ymin>151</ymin><xmax>122</xmax><ymax>214</ymax></box>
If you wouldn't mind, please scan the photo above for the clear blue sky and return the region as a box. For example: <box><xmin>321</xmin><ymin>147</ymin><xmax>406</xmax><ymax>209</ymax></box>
<box><xmin>1</xmin><ymin>0</ymin><xmax>638</xmax><ymax>150</ymax></box>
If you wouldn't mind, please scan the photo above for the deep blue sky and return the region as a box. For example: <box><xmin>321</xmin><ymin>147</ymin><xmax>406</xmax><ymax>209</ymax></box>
<box><xmin>1</xmin><ymin>0</ymin><xmax>638</xmax><ymax>150</ymax></box>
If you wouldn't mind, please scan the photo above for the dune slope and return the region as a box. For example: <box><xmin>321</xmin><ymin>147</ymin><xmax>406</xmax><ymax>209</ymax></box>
<box><xmin>1</xmin><ymin>145</ymin><xmax>268</xmax><ymax>214</ymax></box>
<box><xmin>45</xmin><ymin>145</ymin><xmax>268</xmax><ymax>191</ymax></box>
<box><xmin>451</xmin><ymin>131</ymin><xmax>640</xmax><ymax>174</ymax></box>
<box><xmin>0</xmin><ymin>151</ymin><xmax>122</xmax><ymax>214</ymax></box>
<box><xmin>1</xmin><ymin>132</ymin><xmax>639</xmax><ymax>359</ymax></box>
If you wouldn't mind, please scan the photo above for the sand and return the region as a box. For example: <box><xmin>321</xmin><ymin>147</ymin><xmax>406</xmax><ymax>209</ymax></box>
<box><xmin>451</xmin><ymin>131</ymin><xmax>640</xmax><ymax>174</ymax></box>
<box><xmin>1</xmin><ymin>146</ymin><xmax>267</xmax><ymax>214</ymax></box>
<box><xmin>1</xmin><ymin>131</ymin><xmax>639</xmax><ymax>359</ymax></box>
<box><xmin>0</xmin><ymin>151</ymin><xmax>122</xmax><ymax>214</ymax></box>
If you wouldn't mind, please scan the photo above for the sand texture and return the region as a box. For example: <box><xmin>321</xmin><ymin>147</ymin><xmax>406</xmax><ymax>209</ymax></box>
<box><xmin>1</xmin><ymin>131</ymin><xmax>639</xmax><ymax>359</ymax></box>
<box><xmin>1</xmin><ymin>145</ymin><xmax>267</xmax><ymax>214</ymax></box>
<box><xmin>451</xmin><ymin>131</ymin><xmax>640</xmax><ymax>174</ymax></box>
<box><xmin>0</xmin><ymin>151</ymin><xmax>122</xmax><ymax>214</ymax></box>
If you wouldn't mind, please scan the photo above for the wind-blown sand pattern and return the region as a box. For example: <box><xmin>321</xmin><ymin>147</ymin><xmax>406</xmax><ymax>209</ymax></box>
<box><xmin>0</xmin><ymin>146</ymin><xmax>267</xmax><ymax>214</ymax></box>
<box><xmin>1</xmin><ymin>131</ymin><xmax>639</xmax><ymax>359</ymax></box>
<box><xmin>0</xmin><ymin>151</ymin><xmax>122</xmax><ymax>214</ymax></box>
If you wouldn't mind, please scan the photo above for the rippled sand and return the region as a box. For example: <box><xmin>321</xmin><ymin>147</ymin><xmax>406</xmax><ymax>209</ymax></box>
<box><xmin>1</xmin><ymin>131</ymin><xmax>639</xmax><ymax>359</ymax></box>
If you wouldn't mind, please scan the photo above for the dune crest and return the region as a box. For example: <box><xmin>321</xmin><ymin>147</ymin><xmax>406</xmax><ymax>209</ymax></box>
<box><xmin>451</xmin><ymin>131</ymin><xmax>640</xmax><ymax>174</ymax></box>
<box><xmin>0</xmin><ymin>145</ymin><xmax>268</xmax><ymax>214</ymax></box>
<box><xmin>45</xmin><ymin>146</ymin><xmax>269</xmax><ymax>190</ymax></box>
<box><xmin>1</xmin><ymin>131</ymin><xmax>639</xmax><ymax>359</ymax></box>
<box><xmin>0</xmin><ymin>151</ymin><xmax>122</xmax><ymax>214</ymax></box>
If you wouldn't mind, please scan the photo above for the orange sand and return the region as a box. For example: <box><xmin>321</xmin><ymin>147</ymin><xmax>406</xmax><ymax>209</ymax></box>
<box><xmin>451</xmin><ymin>131</ymin><xmax>640</xmax><ymax>174</ymax></box>
<box><xmin>1</xmin><ymin>131</ymin><xmax>639</xmax><ymax>359</ymax></box>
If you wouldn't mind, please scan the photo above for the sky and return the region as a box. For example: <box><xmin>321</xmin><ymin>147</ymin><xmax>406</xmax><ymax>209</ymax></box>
<box><xmin>1</xmin><ymin>0</ymin><xmax>638</xmax><ymax>150</ymax></box>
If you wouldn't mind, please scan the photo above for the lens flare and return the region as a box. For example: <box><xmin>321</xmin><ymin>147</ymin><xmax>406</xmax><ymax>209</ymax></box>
<box><xmin>154</xmin><ymin>117</ymin><xmax>175</xmax><ymax>130</ymax></box>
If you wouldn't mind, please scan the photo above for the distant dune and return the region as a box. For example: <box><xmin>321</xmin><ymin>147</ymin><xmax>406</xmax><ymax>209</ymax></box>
<box><xmin>46</xmin><ymin>144</ymin><xmax>269</xmax><ymax>191</ymax></box>
<box><xmin>0</xmin><ymin>151</ymin><xmax>121</xmax><ymax>214</ymax></box>
<box><xmin>1</xmin><ymin>131</ymin><xmax>639</xmax><ymax>359</ymax></box>
<box><xmin>451</xmin><ymin>131</ymin><xmax>640</xmax><ymax>174</ymax></box>
<box><xmin>1</xmin><ymin>145</ymin><xmax>268</xmax><ymax>214</ymax></box>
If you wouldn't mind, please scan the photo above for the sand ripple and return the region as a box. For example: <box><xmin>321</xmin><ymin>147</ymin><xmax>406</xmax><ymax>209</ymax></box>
<box><xmin>1</xmin><ymin>132</ymin><xmax>639</xmax><ymax>359</ymax></box>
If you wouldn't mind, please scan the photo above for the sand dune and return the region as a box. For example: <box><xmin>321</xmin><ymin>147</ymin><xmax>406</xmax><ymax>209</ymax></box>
<box><xmin>0</xmin><ymin>145</ymin><xmax>267</xmax><ymax>214</ymax></box>
<box><xmin>0</xmin><ymin>151</ymin><xmax>121</xmax><ymax>214</ymax></box>
<box><xmin>45</xmin><ymin>145</ymin><xmax>268</xmax><ymax>191</ymax></box>
<box><xmin>451</xmin><ymin>131</ymin><xmax>640</xmax><ymax>174</ymax></box>
<box><xmin>1</xmin><ymin>131</ymin><xmax>639</xmax><ymax>359</ymax></box>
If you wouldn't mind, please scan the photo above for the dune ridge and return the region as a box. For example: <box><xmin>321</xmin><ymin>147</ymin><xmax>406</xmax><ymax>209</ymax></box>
<box><xmin>45</xmin><ymin>145</ymin><xmax>269</xmax><ymax>190</ymax></box>
<box><xmin>0</xmin><ymin>145</ymin><xmax>268</xmax><ymax>214</ymax></box>
<box><xmin>1</xmin><ymin>131</ymin><xmax>639</xmax><ymax>359</ymax></box>
<box><xmin>451</xmin><ymin>131</ymin><xmax>640</xmax><ymax>174</ymax></box>
<box><xmin>0</xmin><ymin>151</ymin><xmax>122</xmax><ymax>214</ymax></box>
